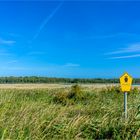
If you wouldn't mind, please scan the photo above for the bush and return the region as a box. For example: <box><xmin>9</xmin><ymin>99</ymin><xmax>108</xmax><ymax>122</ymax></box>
<box><xmin>101</xmin><ymin>86</ymin><xmax>140</xmax><ymax>95</ymax></box>
<box><xmin>131</xmin><ymin>87</ymin><xmax>139</xmax><ymax>94</ymax></box>
<box><xmin>53</xmin><ymin>84</ymin><xmax>89</xmax><ymax>105</ymax></box>
<box><xmin>101</xmin><ymin>86</ymin><xmax>122</xmax><ymax>94</ymax></box>
<box><xmin>68</xmin><ymin>84</ymin><xmax>82</xmax><ymax>99</ymax></box>
<box><xmin>53</xmin><ymin>91</ymin><xmax>69</xmax><ymax>105</ymax></box>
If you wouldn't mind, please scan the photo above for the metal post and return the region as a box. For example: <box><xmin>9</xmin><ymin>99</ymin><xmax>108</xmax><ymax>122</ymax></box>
<box><xmin>124</xmin><ymin>92</ymin><xmax>127</xmax><ymax>119</ymax></box>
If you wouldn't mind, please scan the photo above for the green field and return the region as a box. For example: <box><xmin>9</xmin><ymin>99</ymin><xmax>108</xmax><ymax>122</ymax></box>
<box><xmin>0</xmin><ymin>84</ymin><xmax>140</xmax><ymax>139</ymax></box>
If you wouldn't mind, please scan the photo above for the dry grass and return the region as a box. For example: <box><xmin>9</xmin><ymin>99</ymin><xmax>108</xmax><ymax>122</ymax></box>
<box><xmin>0</xmin><ymin>83</ymin><xmax>118</xmax><ymax>89</ymax></box>
<box><xmin>0</xmin><ymin>84</ymin><xmax>71</xmax><ymax>89</ymax></box>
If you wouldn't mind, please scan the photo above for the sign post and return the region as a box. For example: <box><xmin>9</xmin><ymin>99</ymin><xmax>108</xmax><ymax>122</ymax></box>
<box><xmin>124</xmin><ymin>92</ymin><xmax>127</xmax><ymax>119</ymax></box>
<box><xmin>120</xmin><ymin>72</ymin><xmax>133</xmax><ymax>119</ymax></box>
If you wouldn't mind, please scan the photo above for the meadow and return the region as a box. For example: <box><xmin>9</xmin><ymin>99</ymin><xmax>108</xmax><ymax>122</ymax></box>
<box><xmin>0</xmin><ymin>84</ymin><xmax>140</xmax><ymax>139</ymax></box>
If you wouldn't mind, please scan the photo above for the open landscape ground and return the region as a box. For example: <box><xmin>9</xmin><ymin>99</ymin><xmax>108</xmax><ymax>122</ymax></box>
<box><xmin>0</xmin><ymin>84</ymin><xmax>140</xmax><ymax>139</ymax></box>
<box><xmin>0</xmin><ymin>83</ymin><xmax>119</xmax><ymax>89</ymax></box>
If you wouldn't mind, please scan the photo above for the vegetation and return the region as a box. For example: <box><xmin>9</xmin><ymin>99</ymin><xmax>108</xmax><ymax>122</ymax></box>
<box><xmin>0</xmin><ymin>76</ymin><xmax>119</xmax><ymax>83</ymax></box>
<box><xmin>0</xmin><ymin>85</ymin><xmax>139</xmax><ymax>139</ymax></box>
<box><xmin>0</xmin><ymin>76</ymin><xmax>140</xmax><ymax>84</ymax></box>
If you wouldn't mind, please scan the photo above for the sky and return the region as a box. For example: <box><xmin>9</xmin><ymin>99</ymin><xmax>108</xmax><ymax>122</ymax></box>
<box><xmin>0</xmin><ymin>1</ymin><xmax>140</xmax><ymax>78</ymax></box>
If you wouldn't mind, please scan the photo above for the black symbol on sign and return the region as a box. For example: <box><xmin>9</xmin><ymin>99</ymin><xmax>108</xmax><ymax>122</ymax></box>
<box><xmin>124</xmin><ymin>76</ymin><xmax>128</xmax><ymax>83</ymax></box>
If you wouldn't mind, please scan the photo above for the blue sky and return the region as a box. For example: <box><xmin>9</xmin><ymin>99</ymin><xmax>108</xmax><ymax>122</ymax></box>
<box><xmin>0</xmin><ymin>1</ymin><xmax>140</xmax><ymax>78</ymax></box>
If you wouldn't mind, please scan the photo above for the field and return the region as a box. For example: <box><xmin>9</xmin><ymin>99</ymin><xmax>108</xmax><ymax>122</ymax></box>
<box><xmin>0</xmin><ymin>83</ymin><xmax>117</xmax><ymax>89</ymax></box>
<box><xmin>0</xmin><ymin>84</ymin><xmax>140</xmax><ymax>139</ymax></box>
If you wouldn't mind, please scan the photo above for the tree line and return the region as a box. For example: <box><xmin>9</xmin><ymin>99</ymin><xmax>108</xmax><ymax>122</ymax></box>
<box><xmin>0</xmin><ymin>76</ymin><xmax>139</xmax><ymax>84</ymax></box>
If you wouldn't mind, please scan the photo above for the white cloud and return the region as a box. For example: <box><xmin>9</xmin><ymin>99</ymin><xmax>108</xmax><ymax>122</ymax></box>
<box><xmin>7</xmin><ymin>60</ymin><xmax>18</xmax><ymax>64</ymax></box>
<box><xmin>109</xmin><ymin>54</ymin><xmax>140</xmax><ymax>59</ymax></box>
<box><xmin>0</xmin><ymin>38</ymin><xmax>15</xmax><ymax>45</ymax></box>
<box><xmin>64</xmin><ymin>63</ymin><xmax>80</xmax><ymax>67</ymax></box>
<box><xmin>106</xmin><ymin>43</ymin><xmax>140</xmax><ymax>59</ymax></box>
<box><xmin>0</xmin><ymin>52</ymin><xmax>11</xmax><ymax>56</ymax></box>
<box><xmin>107</xmin><ymin>43</ymin><xmax>140</xmax><ymax>55</ymax></box>
<box><xmin>0</xmin><ymin>32</ymin><xmax>21</xmax><ymax>38</ymax></box>
<box><xmin>1</xmin><ymin>66</ymin><xmax>29</xmax><ymax>70</ymax></box>
<box><xmin>0</xmin><ymin>50</ymin><xmax>12</xmax><ymax>56</ymax></box>
<box><xmin>80</xmin><ymin>32</ymin><xmax>140</xmax><ymax>41</ymax></box>
<box><xmin>27</xmin><ymin>51</ymin><xmax>46</xmax><ymax>55</ymax></box>
<box><xmin>7</xmin><ymin>33</ymin><xmax>20</xmax><ymax>38</ymax></box>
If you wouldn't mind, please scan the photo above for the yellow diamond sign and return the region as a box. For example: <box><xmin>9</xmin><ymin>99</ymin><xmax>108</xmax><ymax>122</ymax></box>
<box><xmin>120</xmin><ymin>72</ymin><xmax>133</xmax><ymax>92</ymax></box>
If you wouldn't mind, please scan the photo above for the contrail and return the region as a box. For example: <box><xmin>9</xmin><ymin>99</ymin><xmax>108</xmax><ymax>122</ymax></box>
<box><xmin>31</xmin><ymin>2</ymin><xmax>63</xmax><ymax>42</ymax></box>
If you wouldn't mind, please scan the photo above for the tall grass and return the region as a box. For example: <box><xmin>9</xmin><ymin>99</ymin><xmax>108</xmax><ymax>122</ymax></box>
<box><xmin>0</xmin><ymin>85</ymin><xmax>139</xmax><ymax>139</ymax></box>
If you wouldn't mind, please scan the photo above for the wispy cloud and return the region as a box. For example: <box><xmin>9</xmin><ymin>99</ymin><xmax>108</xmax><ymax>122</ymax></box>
<box><xmin>109</xmin><ymin>54</ymin><xmax>140</xmax><ymax>59</ymax></box>
<box><xmin>7</xmin><ymin>60</ymin><xmax>18</xmax><ymax>64</ymax></box>
<box><xmin>0</xmin><ymin>50</ymin><xmax>12</xmax><ymax>56</ymax></box>
<box><xmin>1</xmin><ymin>66</ymin><xmax>28</xmax><ymax>71</ymax></box>
<box><xmin>64</xmin><ymin>63</ymin><xmax>80</xmax><ymax>67</ymax></box>
<box><xmin>106</xmin><ymin>43</ymin><xmax>140</xmax><ymax>55</ymax></box>
<box><xmin>105</xmin><ymin>42</ymin><xmax>140</xmax><ymax>59</ymax></box>
<box><xmin>81</xmin><ymin>32</ymin><xmax>140</xmax><ymax>40</ymax></box>
<box><xmin>31</xmin><ymin>2</ymin><xmax>63</xmax><ymax>42</ymax></box>
<box><xmin>0</xmin><ymin>38</ymin><xmax>15</xmax><ymax>45</ymax></box>
<box><xmin>7</xmin><ymin>33</ymin><xmax>20</xmax><ymax>38</ymax></box>
<box><xmin>27</xmin><ymin>51</ymin><xmax>47</xmax><ymax>55</ymax></box>
<box><xmin>0</xmin><ymin>52</ymin><xmax>11</xmax><ymax>56</ymax></box>
<box><xmin>0</xmin><ymin>32</ymin><xmax>20</xmax><ymax>38</ymax></box>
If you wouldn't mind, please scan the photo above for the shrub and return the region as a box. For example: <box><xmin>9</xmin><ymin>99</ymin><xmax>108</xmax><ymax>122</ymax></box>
<box><xmin>53</xmin><ymin>84</ymin><xmax>89</xmax><ymax>105</ymax></box>
<box><xmin>131</xmin><ymin>87</ymin><xmax>139</xmax><ymax>94</ymax></box>
<box><xmin>101</xmin><ymin>86</ymin><xmax>140</xmax><ymax>96</ymax></box>
<box><xmin>68</xmin><ymin>84</ymin><xmax>82</xmax><ymax>99</ymax></box>
<box><xmin>101</xmin><ymin>86</ymin><xmax>122</xmax><ymax>94</ymax></box>
<box><xmin>53</xmin><ymin>91</ymin><xmax>68</xmax><ymax>105</ymax></box>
